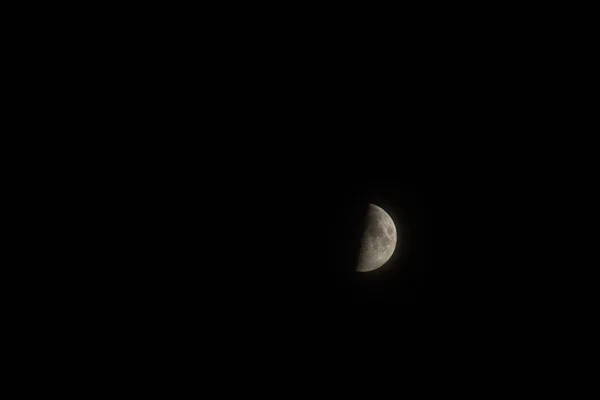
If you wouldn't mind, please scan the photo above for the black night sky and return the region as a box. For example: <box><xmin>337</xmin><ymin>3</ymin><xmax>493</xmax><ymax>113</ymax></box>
<box><xmin>61</xmin><ymin>5</ymin><xmax>597</xmax><ymax>389</ymax></box>
<box><xmin>141</xmin><ymin>66</ymin><xmax>514</xmax><ymax>327</ymax></box>
<box><xmin>103</xmin><ymin>13</ymin><xmax>593</xmax><ymax>372</ymax></box>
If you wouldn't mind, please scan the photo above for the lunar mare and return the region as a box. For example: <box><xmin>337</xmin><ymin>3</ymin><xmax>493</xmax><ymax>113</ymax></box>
<box><xmin>357</xmin><ymin>204</ymin><xmax>397</xmax><ymax>272</ymax></box>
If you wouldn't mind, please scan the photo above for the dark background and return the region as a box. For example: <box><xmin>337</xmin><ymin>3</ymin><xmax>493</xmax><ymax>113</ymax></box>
<box><xmin>9</xmin><ymin>4</ymin><xmax>594</xmax><ymax>392</ymax></box>
<box><xmin>122</xmin><ymin>32</ymin><xmax>519</xmax><ymax>326</ymax></box>
<box><xmin>78</xmin><ymin>10</ymin><xmax>596</xmax><ymax>384</ymax></box>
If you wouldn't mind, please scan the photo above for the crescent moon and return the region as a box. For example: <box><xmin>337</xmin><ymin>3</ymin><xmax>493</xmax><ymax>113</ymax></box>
<box><xmin>357</xmin><ymin>204</ymin><xmax>397</xmax><ymax>272</ymax></box>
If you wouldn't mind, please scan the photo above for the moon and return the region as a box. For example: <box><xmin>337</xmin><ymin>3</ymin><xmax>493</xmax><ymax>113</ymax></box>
<box><xmin>357</xmin><ymin>204</ymin><xmax>397</xmax><ymax>272</ymax></box>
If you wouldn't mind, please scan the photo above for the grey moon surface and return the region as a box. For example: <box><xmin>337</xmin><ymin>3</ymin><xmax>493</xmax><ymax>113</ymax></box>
<box><xmin>357</xmin><ymin>204</ymin><xmax>397</xmax><ymax>272</ymax></box>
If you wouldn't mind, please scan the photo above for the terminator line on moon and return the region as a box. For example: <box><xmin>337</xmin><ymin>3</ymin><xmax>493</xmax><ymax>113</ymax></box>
<box><xmin>357</xmin><ymin>204</ymin><xmax>397</xmax><ymax>272</ymax></box>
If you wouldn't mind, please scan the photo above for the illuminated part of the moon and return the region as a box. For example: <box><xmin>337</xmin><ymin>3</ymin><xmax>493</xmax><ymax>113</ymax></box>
<box><xmin>357</xmin><ymin>204</ymin><xmax>397</xmax><ymax>272</ymax></box>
